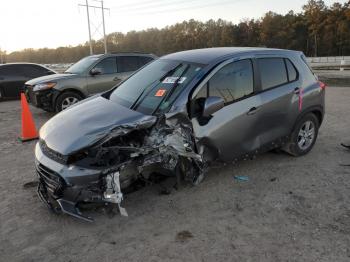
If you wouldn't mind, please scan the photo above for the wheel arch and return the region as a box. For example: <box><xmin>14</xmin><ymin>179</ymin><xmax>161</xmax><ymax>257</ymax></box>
<box><xmin>54</xmin><ymin>88</ymin><xmax>86</xmax><ymax>105</ymax></box>
<box><xmin>292</xmin><ymin>105</ymin><xmax>324</xmax><ymax>132</ymax></box>
<box><xmin>54</xmin><ymin>88</ymin><xmax>86</xmax><ymax>112</ymax></box>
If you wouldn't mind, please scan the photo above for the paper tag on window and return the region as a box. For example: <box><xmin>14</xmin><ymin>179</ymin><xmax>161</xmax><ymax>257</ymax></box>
<box><xmin>155</xmin><ymin>89</ymin><xmax>166</xmax><ymax>97</ymax></box>
<box><xmin>162</xmin><ymin>77</ymin><xmax>186</xmax><ymax>84</ymax></box>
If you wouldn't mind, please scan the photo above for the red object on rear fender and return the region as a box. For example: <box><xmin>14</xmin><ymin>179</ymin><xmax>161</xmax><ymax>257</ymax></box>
<box><xmin>318</xmin><ymin>81</ymin><xmax>327</xmax><ymax>90</ymax></box>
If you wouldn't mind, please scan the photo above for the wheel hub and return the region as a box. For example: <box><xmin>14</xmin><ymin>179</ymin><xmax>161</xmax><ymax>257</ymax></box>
<box><xmin>297</xmin><ymin>120</ymin><xmax>315</xmax><ymax>151</ymax></box>
<box><xmin>61</xmin><ymin>97</ymin><xmax>79</xmax><ymax>110</ymax></box>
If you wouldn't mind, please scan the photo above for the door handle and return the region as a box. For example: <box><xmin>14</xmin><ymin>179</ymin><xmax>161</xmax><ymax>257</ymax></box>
<box><xmin>247</xmin><ymin>106</ymin><xmax>259</xmax><ymax>115</ymax></box>
<box><xmin>294</xmin><ymin>87</ymin><xmax>301</xmax><ymax>94</ymax></box>
<box><xmin>113</xmin><ymin>77</ymin><xmax>121</xmax><ymax>82</ymax></box>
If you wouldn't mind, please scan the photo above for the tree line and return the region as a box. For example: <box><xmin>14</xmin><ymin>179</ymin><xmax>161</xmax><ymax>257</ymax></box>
<box><xmin>5</xmin><ymin>0</ymin><xmax>350</xmax><ymax>64</ymax></box>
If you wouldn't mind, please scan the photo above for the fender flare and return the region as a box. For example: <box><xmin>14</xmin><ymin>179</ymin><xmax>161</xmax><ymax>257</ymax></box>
<box><xmin>292</xmin><ymin>105</ymin><xmax>324</xmax><ymax>132</ymax></box>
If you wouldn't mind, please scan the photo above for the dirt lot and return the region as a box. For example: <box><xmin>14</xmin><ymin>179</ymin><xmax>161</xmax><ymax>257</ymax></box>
<box><xmin>1</xmin><ymin>87</ymin><xmax>350</xmax><ymax>262</ymax></box>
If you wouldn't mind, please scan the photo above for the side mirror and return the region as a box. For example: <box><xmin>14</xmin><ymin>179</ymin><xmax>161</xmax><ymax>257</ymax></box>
<box><xmin>90</xmin><ymin>68</ymin><xmax>102</xmax><ymax>76</ymax></box>
<box><xmin>202</xmin><ymin>96</ymin><xmax>224</xmax><ymax>117</ymax></box>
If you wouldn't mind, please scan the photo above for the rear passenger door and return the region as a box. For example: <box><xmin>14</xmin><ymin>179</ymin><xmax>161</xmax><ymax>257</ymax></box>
<box><xmin>255</xmin><ymin>57</ymin><xmax>300</xmax><ymax>146</ymax></box>
<box><xmin>191</xmin><ymin>58</ymin><xmax>263</xmax><ymax>162</ymax></box>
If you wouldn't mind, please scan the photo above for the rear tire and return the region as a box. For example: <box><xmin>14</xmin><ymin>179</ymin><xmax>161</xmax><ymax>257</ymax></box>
<box><xmin>283</xmin><ymin>113</ymin><xmax>319</xmax><ymax>156</ymax></box>
<box><xmin>55</xmin><ymin>91</ymin><xmax>83</xmax><ymax>112</ymax></box>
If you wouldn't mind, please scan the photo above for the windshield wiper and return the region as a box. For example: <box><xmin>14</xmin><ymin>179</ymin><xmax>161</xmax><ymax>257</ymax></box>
<box><xmin>130</xmin><ymin>64</ymin><xmax>183</xmax><ymax>110</ymax></box>
<box><xmin>152</xmin><ymin>64</ymin><xmax>190</xmax><ymax>114</ymax></box>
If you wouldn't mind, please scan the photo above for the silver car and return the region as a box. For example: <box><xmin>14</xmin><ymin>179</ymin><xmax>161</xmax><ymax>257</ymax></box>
<box><xmin>24</xmin><ymin>53</ymin><xmax>157</xmax><ymax>112</ymax></box>
<box><xmin>35</xmin><ymin>47</ymin><xmax>325</xmax><ymax>221</ymax></box>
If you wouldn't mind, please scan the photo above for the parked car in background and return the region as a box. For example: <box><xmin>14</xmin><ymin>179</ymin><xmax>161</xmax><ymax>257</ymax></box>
<box><xmin>34</xmin><ymin>47</ymin><xmax>325</xmax><ymax>221</ymax></box>
<box><xmin>24</xmin><ymin>53</ymin><xmax>157</xmax><ymax>112</ymax></box>
<box><xmin>0</xmin><ymin>63</ymin><xmax>55</xmax><ymax>100</ymax></box>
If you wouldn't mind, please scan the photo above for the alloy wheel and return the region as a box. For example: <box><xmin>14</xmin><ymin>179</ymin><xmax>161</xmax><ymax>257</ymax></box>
<box><xmin>297</xmin><ymin>120</ymin><xmax>315</xmax><ymax>151</ymax></box>
<box><xmin>61</xmin><ymin>97</ymin><xmax>79</xmax><ymax>110</ymax></box>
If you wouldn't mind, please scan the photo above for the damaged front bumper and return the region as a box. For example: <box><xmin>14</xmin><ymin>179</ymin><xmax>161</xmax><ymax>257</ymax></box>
<box><xmin>35</xmin><ymin>112</ymin><xmax>205</xmax><ymax>222</ymax></box>
<box><xmin>35</xmin><ymin>143</ymin><xmax>126</xmax><ymax>222</ymax></box>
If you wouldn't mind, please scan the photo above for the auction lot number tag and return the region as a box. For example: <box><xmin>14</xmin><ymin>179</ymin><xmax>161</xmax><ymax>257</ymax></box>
<box><xmin>162</xmin><ymin>77</ymin><xmax>187</xmax><ymax>84</ymax></box>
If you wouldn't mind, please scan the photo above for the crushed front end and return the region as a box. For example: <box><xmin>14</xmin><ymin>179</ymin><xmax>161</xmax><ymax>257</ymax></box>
<box><xmin>35</xmin><ymin>114</ymin><xmax>203</xmax><ymax>222</ymax></box>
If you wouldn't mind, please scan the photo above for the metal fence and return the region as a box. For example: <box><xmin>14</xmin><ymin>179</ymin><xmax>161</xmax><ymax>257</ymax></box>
<box><xmin>307</xmin><ymin>56</ymin><xmax>350</xmax><ymax>63</ymax></box>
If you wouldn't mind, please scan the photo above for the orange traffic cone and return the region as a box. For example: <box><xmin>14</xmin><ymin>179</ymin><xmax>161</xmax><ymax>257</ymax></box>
<box><xmin>19</xmin><ymin>93</ymin><xmax>38</xmax><ymax>142</ymax></box>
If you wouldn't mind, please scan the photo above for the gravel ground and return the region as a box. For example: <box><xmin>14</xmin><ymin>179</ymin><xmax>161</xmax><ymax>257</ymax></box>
<box><xmin>1</xmin><ymin>87</ymin><xmax>350</xmax><ymax>262</ymax></box>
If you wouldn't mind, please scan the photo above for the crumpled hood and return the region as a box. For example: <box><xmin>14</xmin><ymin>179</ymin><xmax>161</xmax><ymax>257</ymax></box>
<box><xmin>40</xmin><ymin>96</ymin><xmax>157</xmax><ymax>155</ymax></box>
<box><xmin>25</xmin><ymin>73</ymin><xmax>77</xmax><ymax>85</ymax></box>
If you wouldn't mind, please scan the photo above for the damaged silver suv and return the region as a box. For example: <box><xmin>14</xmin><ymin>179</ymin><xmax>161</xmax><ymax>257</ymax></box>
<box><xmin>35</xmin><ymin>47</ymin><xmax>325</xmax><ymax>221</ymax></box>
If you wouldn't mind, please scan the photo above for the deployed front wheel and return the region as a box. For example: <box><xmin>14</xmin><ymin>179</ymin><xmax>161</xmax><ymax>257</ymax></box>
<box><xmin>283</xmin><ymin>113</ymin><xmax>319</xmax><ymax>156</ymax></box>
<box><xmin>55</xmin><ymin>91</ymin><xmax>82</xmax><ymax>112</ymax></box>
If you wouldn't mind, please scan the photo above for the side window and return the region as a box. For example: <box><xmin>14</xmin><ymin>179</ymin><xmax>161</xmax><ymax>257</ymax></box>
<box><xmin>93</xmin><ymin>57</ymin><xmax>117</xmax><ymax>74</ymax></box>
<box><xmin>0</xmin><ymin>66</ymin><xmax>16</xmax><ymax>76</ymax></box>
<box><xmin>285</xmin><ymin>59</ymin><xmax>298</xmax><ymax>82</ymax></box>
<box><xmin>0</xmin><ymin>65</ymin><xmax>23</xmax><ymax>77</ymax></box>
<box><xmin>117</xmin><ymin>56</ymin><xmax>140</xmax><ymax>73</ymax></box>
<box><xmin>207</xmin><ymin>59</ymin><xmax>254</xmax><ymax>104</ymax></box>
<box><xmin>21</xmin><ymin>65</ymin><xmax>49</xmax><ymax>78</ymax></box>
<box><xmin>138</xmin><ymin>56</ymin><xmax>153</xmax><ymax>67</ymax></box>
<box><xmin>257</xmin><ymin>58</ymin><xmax>288</xmax><ymax>90</ymax></box>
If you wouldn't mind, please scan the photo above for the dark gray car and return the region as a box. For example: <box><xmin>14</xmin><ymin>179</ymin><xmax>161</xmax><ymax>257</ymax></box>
<box><xmin>24</xmin><ymin>53</ymin><xmax>156</xmax><ymax>112</ymax></box>
<box><xmin>34</xmin><ymin>47</ymin><xmax>325</xmax><ymax>221</ymax></box>
<box><xmin>0</xmin><ymin>63</ymin><xmax>55</xmax><ymax>100</ymax></box>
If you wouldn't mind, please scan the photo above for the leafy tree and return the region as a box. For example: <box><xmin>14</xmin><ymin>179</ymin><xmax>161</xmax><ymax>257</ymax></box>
<box><xmin>5</xmin><ymin>0</ymin><xmax>350</xmax><ymax>63</ymax></box>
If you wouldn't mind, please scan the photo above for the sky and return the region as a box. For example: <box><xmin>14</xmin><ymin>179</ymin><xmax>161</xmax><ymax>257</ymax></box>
<box><xmin>0</xmin><ymin>0</ymin><xmax>347</xmax><ymax>52</ymax></box>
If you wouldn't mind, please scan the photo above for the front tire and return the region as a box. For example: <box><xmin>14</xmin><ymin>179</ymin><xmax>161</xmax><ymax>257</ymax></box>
<box><xmin>283</xmin><ymin>113</ymin><xmax>319</xmax><ymax>156</ymax></box>
<box><xmin>55</xmin><ymin>91</ymin><xmax>82</xmax><ymax>112</ymax></box>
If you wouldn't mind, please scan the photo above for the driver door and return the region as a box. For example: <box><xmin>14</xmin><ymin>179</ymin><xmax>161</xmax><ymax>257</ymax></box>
<box><xmin>87</xmin><ymin>57</ymin><xmax>122</xmax><ymax>95</ymax></box>
<box><xmin>191</xmin><ymin>58</ymin><xmax>262</xmax><ymax>162</ymax></box>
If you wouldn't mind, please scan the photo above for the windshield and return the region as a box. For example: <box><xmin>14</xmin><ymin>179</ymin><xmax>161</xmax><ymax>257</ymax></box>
<box><xmin>109</xmin><ymin>59</ymin><xmax>203</xmax><ymax>115</ymax></box>
<box><xmin>65</xmin><ymin>55</ymin><xmax>101</xmax><ymax>74</ymax></box>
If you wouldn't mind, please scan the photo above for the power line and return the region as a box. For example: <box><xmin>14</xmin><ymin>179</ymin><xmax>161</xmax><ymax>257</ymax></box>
<box><xmin>114</xmin><ymin>0</ymin><xmax>245</xmax><ymax>16</ymax></box>
<box><xmin>78</xmin><ymin>0</ymin><xmax>110</xmax><ymax>54</ymax></box>
<box><xmin>108</xmin><ymin>0</ymin><xmax>164</xmax><ymax>10</ymax></box>
<box><xmin>110</xmin><ymin>0</ymin><xmax>200</xmax><ymax>12</ymax></box>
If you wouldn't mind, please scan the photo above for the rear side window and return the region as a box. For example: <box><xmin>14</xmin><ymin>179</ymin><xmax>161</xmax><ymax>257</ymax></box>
<box><xmin>0</xmin><ymin>65</ymin><xmax>23</xmax><ymax>77</ymax></box>
<box><xmin>21</xmin><ymin>65</ymin><xmax>49</xmax><ymax>78</ymax></box>
<box><xmin>117</xmin><ymin>56</ymin><xmax>140</xmax><ymax>73</ymax></box>
<box><xmin>285</xmin><ymin>59</ymin><xmax>298</xmax><ymax>82</ymax></box>
<box><xmin>207</xmin><ymin>59</ymin><xmax>254</xmax><ymax>104</ymax></box>
<box><xmin>94</xmin><ymin>57</ymin><xmax>117</xmax><ymax>74</ymax></box>
<box><xmin>258</xmin><ymin>58</ymin><xmax>288</xmax><ymax>90</ymax></box>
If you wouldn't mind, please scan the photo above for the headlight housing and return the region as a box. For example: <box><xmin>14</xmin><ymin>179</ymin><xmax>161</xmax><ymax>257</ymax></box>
<box><xmin>33</xmin><ymin>82</ymin><xmax>56</xmax><ymax>92</ymax></box>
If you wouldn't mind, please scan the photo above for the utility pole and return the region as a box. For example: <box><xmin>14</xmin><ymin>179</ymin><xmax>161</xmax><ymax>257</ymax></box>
<box><xmin>314</xmin><ymin>34</ymin><xmax>317</xmax><ymax>57</ymax></box>
<box><xmin>101</xmin><ymin>0</ymin><xmax>107</xmax><ymax>54</ymax></box>
<box><xmin>85</xmin><ymin>0</ymin><xmax>93</xmax><ymax>55</ymax></box>
<box><xmin>79</xmin><ymin>0</ymin><xmax>109</xmax><ymax>55</ymax></box>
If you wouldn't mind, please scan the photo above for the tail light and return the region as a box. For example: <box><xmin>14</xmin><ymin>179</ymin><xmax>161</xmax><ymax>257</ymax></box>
<box><xmin>318</xmin><ymin>81</ymin><xmax>326</xmax><ymax>90</ymax></box>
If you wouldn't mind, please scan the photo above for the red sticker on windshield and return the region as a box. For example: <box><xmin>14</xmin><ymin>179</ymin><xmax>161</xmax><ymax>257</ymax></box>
<box><xmin>155</xmin><ymin>89</ymin><xmax>166</xmax><ymax>97</ymax></box>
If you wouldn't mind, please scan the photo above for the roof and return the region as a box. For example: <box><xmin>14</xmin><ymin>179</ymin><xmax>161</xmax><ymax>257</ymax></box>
<box><xmin>0</xmin><ymin>62</ymin><xmax>44</xmax><ymax>66</ymax></box>
<box><xmin>161</xmin><ymin>47</ymin><xmax>298</xmax><ymax>64</ymax></box>
<box><xmin>110</xmin><ymin>52</ymin><xmax>157</xmax><ymax>57</ymax></box>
